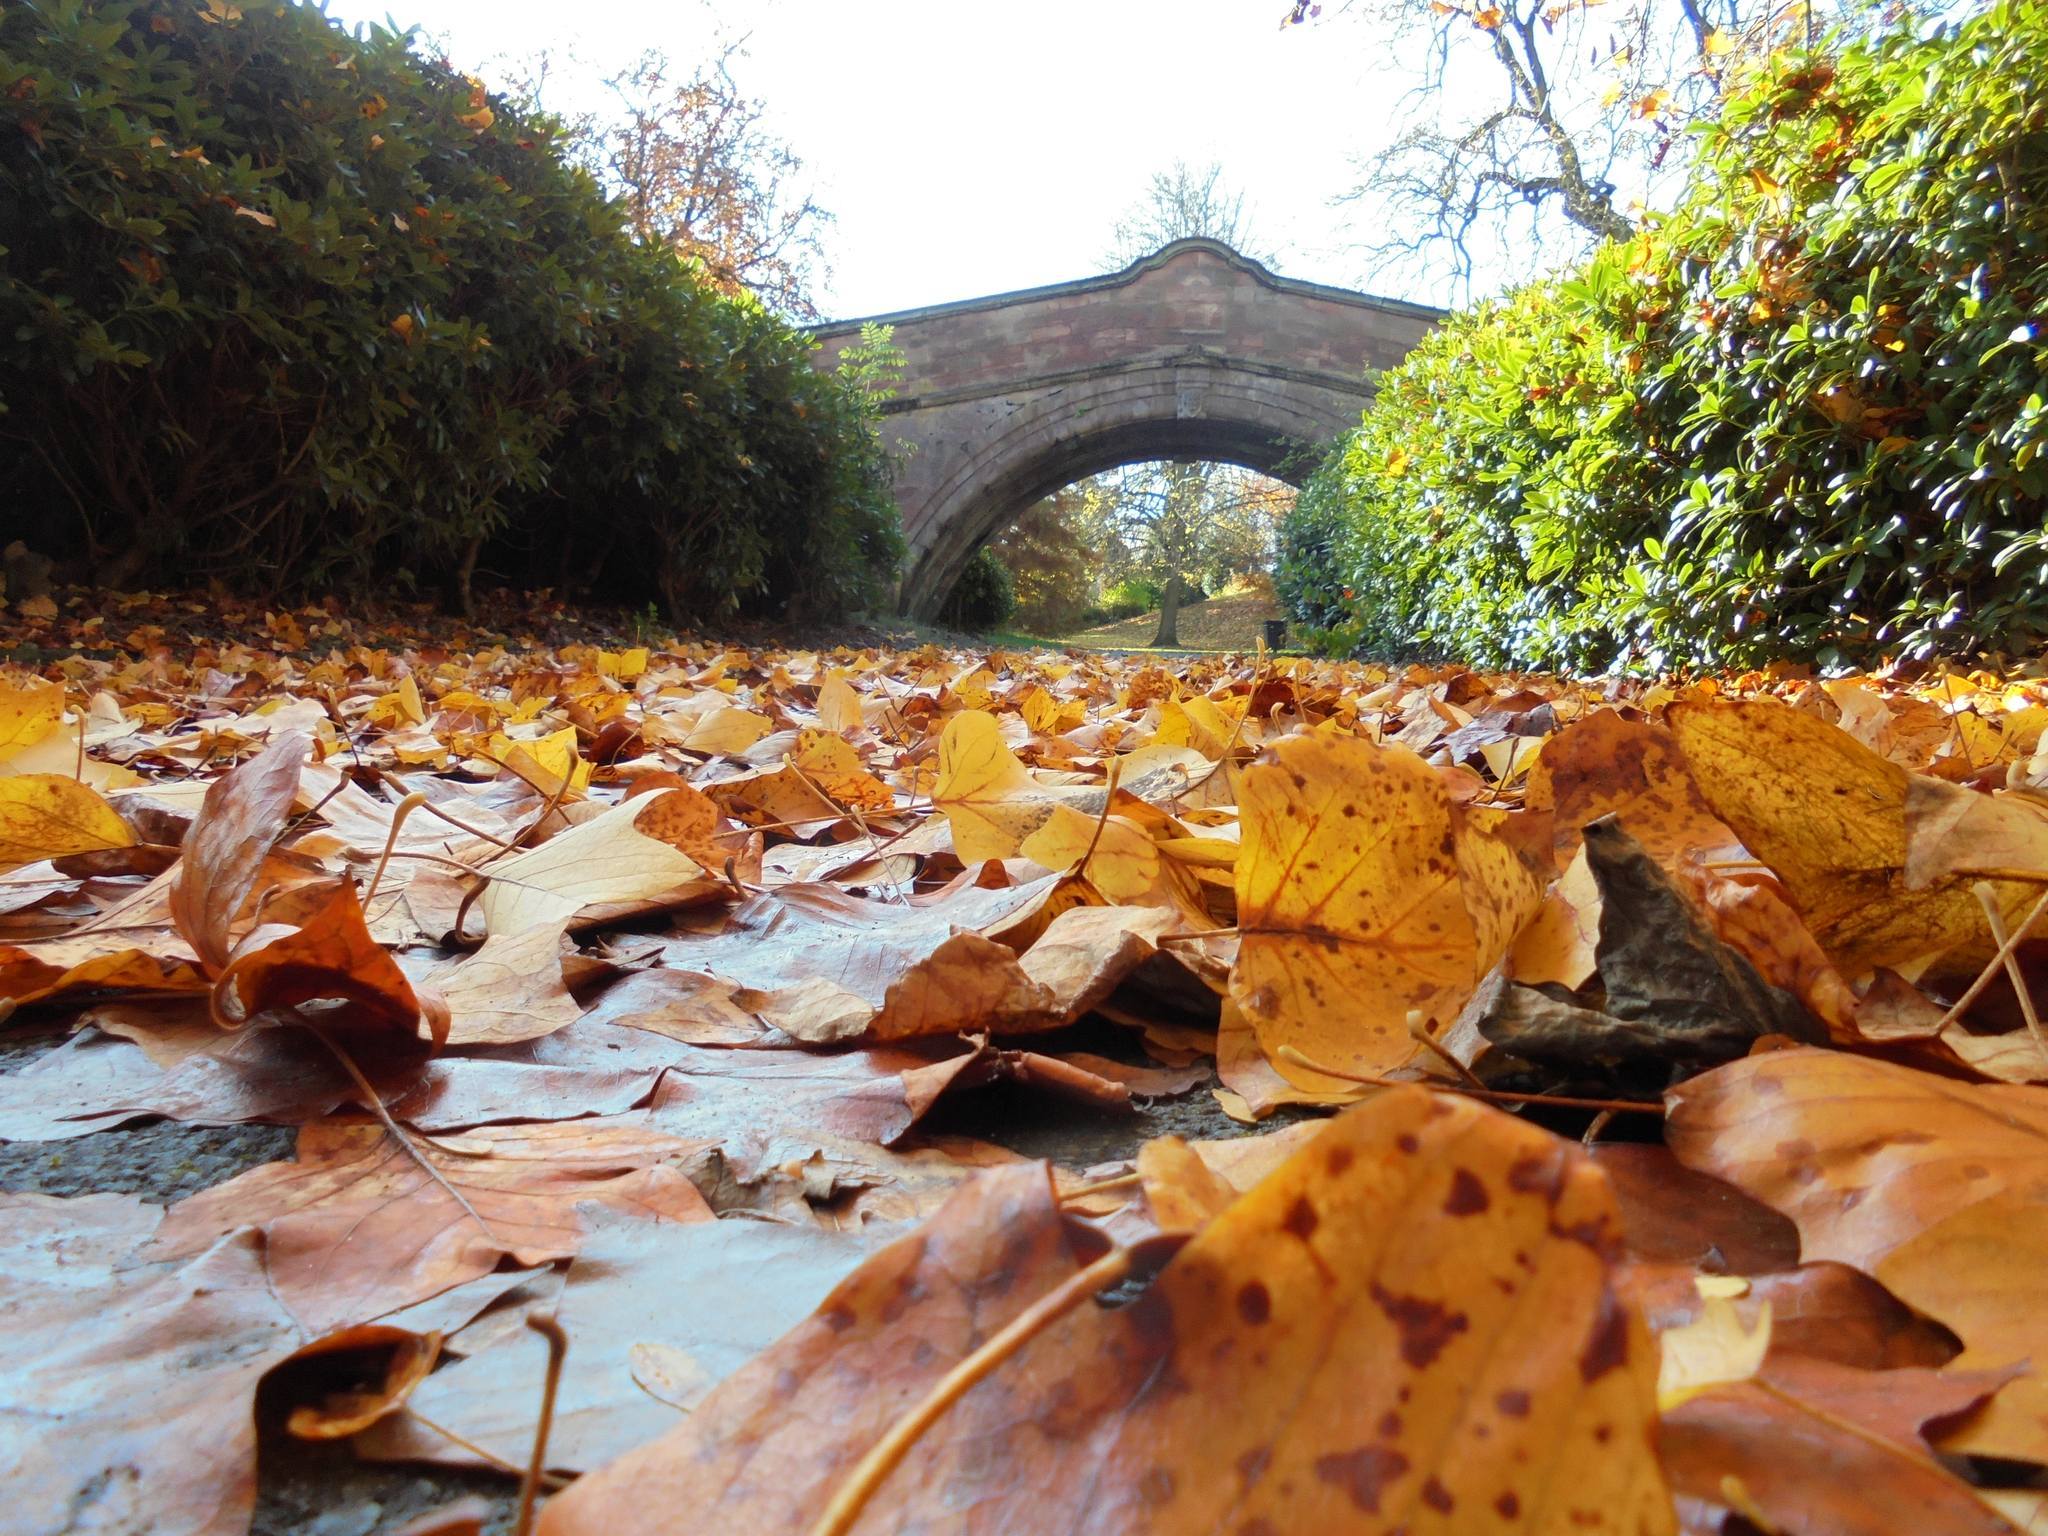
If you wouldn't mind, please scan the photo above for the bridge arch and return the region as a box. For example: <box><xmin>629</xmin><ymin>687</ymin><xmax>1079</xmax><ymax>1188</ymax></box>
<box><xmin>809</xmin><ymin>240</ymin><xmax>1439</xmax><ymax>618</ymax></box>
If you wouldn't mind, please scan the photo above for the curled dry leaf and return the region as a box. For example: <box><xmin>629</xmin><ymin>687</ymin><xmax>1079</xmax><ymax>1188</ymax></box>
<box><xmin>1667</xmin><ymin>1048</ymin><xmax>2048</xmax><ymax>1462</ymax></box>
<box><xmin>1232</xmin><ymin>732</ymin><xmax>1544</xmax><ymax>1087</ymax></box>
<box><xmin>279</xmin><ymin>1323</ymin><xmax>441</xmax><ymax>1440</ymax></box>
<box><xmin>147</xmin><ymin>1113</ymin><xmax>713</xmax><ymax>1334</ymax></box>
<box><xmin>540</xmin><ymin>1086</ymin><xmax>1672</xmax><ymax>1536</ymax></box>
<box><xmin>167</xmin><ymin>729</ymin><xmax>307</xmax><ymax>972</ymax></box>
<box><xmin>211</xmin><ymin>877</ymin><xmax>431</xmax><ymax>1041</ymax></box>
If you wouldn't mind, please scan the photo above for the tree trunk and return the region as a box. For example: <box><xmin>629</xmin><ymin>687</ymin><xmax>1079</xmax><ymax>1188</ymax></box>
<box><xmin>1152</xmin><ymin>571</ymin><xmax>1182</xmax><ymax>648</ymax></box>
<box><xmin>451</xmin><ymin>536</ymin><xmax>482</xmax><ymax>619</ymax></box>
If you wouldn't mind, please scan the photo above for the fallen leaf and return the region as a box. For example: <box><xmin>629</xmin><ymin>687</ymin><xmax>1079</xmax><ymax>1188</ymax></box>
<box><xmin>0</xmin><ymin>1193</ymin><xmax>304</xmax><ymax>1536</ymax></box>
<box><xmin>479</xmin><ymin>790</ymin><xmax>708</xmax><ymax>934</ymax></box>
<box><xmin>424</xmin><ymin>920</ymin><xmax>582</xmax><ymax>1045</ymax></box>
<box><xmin>1667</xmin><ymin>1049</ymin><xmax>2048</xmax><ymax>1461</ymax></box>
<box><xmin>1233</xmin><ymin>731</ymin><xmax>1545</xmax><ymax>1086</ymax></box>
<box><xmin>147</xmin><ymin>1113</ymin><xmax>713</xmax><ymax>1333</ymax></box>
<box><xmin>1668</xmin><ymin>700</ymin><xmax>2028</xmax><ymax>976</ymax></box>
<box><xmin>0</xmin><ymin>773</ymin><xmax>135</xmax><ymax>869</ymax></box>
<box><xmin>167</xmin><ymin>730</ymin><xmax>307</xmax><ymax>972</ymax></box>
<box><xmin>357</xmin><ymin>1213</ymin><xmax>891</xmax><ymax>1474</ymax></box>
<box><xmin>539</xmin><ymin>1087</ymin><xmax>1673</xmax><ymax>1535</ymax></box>
<box><xmin>211</xmin><ymin>877</ymin><xmax>431</xmax><ymax>1041</ymax></box>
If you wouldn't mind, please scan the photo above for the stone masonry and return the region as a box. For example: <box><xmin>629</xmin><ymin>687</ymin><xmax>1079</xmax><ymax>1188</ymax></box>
<box><xmin>808</xmin><ymin>239</ymin><xmax>1440</xmax><ymax>617</ymax></box>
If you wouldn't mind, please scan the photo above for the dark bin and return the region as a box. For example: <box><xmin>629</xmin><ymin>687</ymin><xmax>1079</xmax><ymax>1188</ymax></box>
<box><xmin>1262</xmin><ymin>618</ymin><xmax>1288</xmax><ymax>650</ymax></box>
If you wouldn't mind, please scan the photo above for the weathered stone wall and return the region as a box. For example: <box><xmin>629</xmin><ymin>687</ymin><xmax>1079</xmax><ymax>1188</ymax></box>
<box><xmin>810</xmin><ymin>240</ymin><xmax>1438</xmax><ymax>617</ymax></box>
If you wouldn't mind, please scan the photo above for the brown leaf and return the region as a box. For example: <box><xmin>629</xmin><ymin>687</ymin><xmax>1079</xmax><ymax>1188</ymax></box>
<box><xmin>147</xmin><ymin>1114</ymin><xmax>712</xmax><ymax>1333</ymax></box>
<box><xmin>1667</xmin><ymin>1048</ymin><xmax>2048</xmax><ymax>1461</ymax></box>
<box><xmin>168</xmin><ymin>729</ymin><xmax>307</xmax><ymax>972</ymax></box>
<box><xmin>211</xmin><ymin>877</ymin><xmax>432</xmax><ymax>1041</ymax></box>
<box><xmin>644</xmin><ymin>878</ymin><xmax>1061</xmax><ymax>1043</ymax></box>
<box><xmin>1662</xmin><ymin>1378</ymin><xmax>2019</xmax><ymax>1536</ymax></box>
<box><xmin>357</xmin><ymin>1213</ymin><xmax>892</xmax><ymax>1474</ymax></box>
<box><xmin>539</xmin><ymin>1088</ymin><xmax>1673</xmax><ymax>1535</ymax></box>
<box><xmin>0</xmin><ymin>1193</ymin><xmax>305</xmax><ymax>1536</ymax></box>
<box><xmin>425</xmin><ymin>919</ymin><xmax>583</xmax><ymax>1046</ymax></box>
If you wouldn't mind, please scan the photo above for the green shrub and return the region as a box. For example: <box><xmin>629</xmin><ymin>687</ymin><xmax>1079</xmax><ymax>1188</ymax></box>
<box><xmin>1098</xmin><ymin>577</ymin><xmax>1162</xmax><ymax>620</ymax></box>
<box><xmin>1310</xmin><ymin>0</ymin><xmax>2048</xmax><ymax>670</ymax></box>
<box><xmin>0</xmin><ymin>0</ymin><xmax>899</xmax><ymax>617</ymax></box>
<box><xmin>939</xmin><ymin>546</ymin><xmax>1016</xmax><ymax>631</ymax></box>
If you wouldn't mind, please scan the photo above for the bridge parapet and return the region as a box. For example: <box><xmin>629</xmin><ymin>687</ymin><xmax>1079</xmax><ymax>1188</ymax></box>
<box><xmin>810</xmin><ymin>240</ymin><xmax>1439</xmax><ymax>617</ymax></box>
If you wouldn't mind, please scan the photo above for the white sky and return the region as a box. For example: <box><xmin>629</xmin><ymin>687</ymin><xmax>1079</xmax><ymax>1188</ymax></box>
<box><xmin>320</xmin><ymin>0</ymin><xmax>1459</xmax><ymax>318</ymax></box>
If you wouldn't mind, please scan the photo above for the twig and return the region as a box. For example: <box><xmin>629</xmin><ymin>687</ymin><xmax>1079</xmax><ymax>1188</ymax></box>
<box><xmin>1936</xmin><ymin>884</ymin><xmax>2048</xmax><ymax>1031</ymax></box>
<box><xmin>296</xmin><ymin>1014</ymin><xmax>500</xmax><ymax>1239</ymax></box>
<box><xmin>1972</xmin><ymin>882</ymin><xmax>2048</xmax><ymax>1069</ymax></box>
<box><xmin>1407</xmin><ymin>1008</ymin><xmax>1486</xmax><ymax>1089</ymax></box>
<box><xmin>807</xmin><ymin>1245</ymin><xmax>1137</xmax><ymax>1536</ymax></box>
<box><xmin>513</xmin><ymin>1313</ymin><xmax>570</xmax><ymax>1536</ymax></box>
<box><xmin>363</xmin><ymin>791</ymin><xmax>425</xmax><ymax>907</ymax></box>
<box><xmin>1275</xmin><ymin>1045</ymin><xmax>1663</xmax><ymax>1115</ymax></box>
<box><xmin>1076</xmin><ymin>755</ymin><xmax>1124</xmax><ymax>883</ymax></box>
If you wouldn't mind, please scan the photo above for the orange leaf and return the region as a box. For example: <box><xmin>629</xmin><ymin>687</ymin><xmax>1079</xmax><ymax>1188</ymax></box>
<box><xmin>538</xmin><ymin>1088</ymin><xmax>1673</xmax><ymax>1535</ymax></box>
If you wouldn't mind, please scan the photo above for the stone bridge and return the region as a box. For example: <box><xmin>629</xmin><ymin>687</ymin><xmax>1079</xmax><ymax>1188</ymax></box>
<box><xmin>809</xmin><ymin>238</ymin><xmax>1440</xmax><ymax>618</ymax></box>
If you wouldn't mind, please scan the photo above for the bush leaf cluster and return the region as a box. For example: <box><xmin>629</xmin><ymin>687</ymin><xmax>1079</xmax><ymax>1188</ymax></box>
<box><xmin>0</xmin><ymin>0</ymin><xmax>901</xmax><ymax>618</ymax></box>
<box><xmin>1289</xmin><ymin>0</ymin><xmax>2048</xmax><ymax>671</ymax></box>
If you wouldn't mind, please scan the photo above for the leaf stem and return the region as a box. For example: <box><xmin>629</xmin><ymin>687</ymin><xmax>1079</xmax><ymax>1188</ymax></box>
<box><xmin>1275</xmin><ymin>1044</ymin><xmax>1663</xmax><ymax>1115</ymax></box>
<box><xmin>806</xmin><ymin>1244</ymin><xmax>1136</xmax><ymax>1536</ymax></box>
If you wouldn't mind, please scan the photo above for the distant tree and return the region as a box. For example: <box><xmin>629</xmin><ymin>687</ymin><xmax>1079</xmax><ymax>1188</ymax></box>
<box><xmin>593</xmin><ymin>44</ymin><xmax>831</xmax><ymax>318</ymax></box>
<box><xmin>1075</xmin><ymin>464</ymin><xmax>1293</xmax><ymax>646</ymax></box>
<box><xmin>1089</xmin><ymin>165</ymin><xmax>1290</xmax><ymax>644</ymax></box>
<box><xmin>987</xmin><ymin>491</ymin><xmax>1099</xmax><ymax>634</ymax></box>
<box><xmin>1105</xmin><ymin>160</ymin><xmax>1274</xmax><ymax>266</ymax></box>
<box><xmin>1282</xmin><ymin>0</ymin><xmax>1831</xmax><ymax>283</ymax></box>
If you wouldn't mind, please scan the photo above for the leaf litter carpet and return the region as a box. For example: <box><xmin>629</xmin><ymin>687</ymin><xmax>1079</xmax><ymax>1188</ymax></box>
<box><xmin>5</xmin><ymin>598</ymin><xmax>2048</xmax><ymax>1534</ymax></box>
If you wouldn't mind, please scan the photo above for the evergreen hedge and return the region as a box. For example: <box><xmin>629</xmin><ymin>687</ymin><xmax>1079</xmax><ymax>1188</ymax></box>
<box><xmin>1289</xmin><ymin>0</ymin><xmax>2048</xmax><ymax>670</ymax></box>
<box><xmin>0</xmin><ymin>0</ymin><xmax>901</xmax><ymax>618</ymax></box>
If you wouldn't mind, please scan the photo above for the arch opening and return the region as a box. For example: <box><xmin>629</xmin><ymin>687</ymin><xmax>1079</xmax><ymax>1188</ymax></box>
<box><xmin>947</xmin><ymin>442</ymin><xmax>1301</xmax><ymax>646</ymax></box>
<box><xmin>899</xmin><ymin>378</ymin><xmax>1333</xmax><ymax>620</ymax></box>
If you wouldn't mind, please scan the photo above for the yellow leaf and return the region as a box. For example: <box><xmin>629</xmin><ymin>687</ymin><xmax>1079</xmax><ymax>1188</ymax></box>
<box><xmin>479</xmin><ymin>792</ymin><xmax>706</xmax><ymax>934</ymax></box>
<box><xmin>790</xmin><ymin>728</ymin><xmax>894</xmax><ymax>814</ymax></box>
<box><xmin>1474</xmin><ymin>5</ymin><xmax>1504</xmax><ymax>25</ymax></box>
<box><xmin>0</xmin><ymin>681</ymin><xmax>64</xmax><ymax>764</ymax></box>
<box><xmin>0</xmin><ymin>775</ymin><xmax>135</xmax><ymax>870</ymax></box>
<box><xmin>1657</xmin><ymin>1280</ymin><xmax>1772</xmax><ymax>1410</ymax></box>
<box><xmin>597</xmin><ymin>647</ymin><xmax>649</xmax><ymax>680</ymax></box>
<box><xmin>1231</xmin><ymin>733</ymin><xmax>1544</xmax><ymax>1088</ymax></box>
<box><xmin>1668</xmin><ymin>698</ymin><xmax>2031</xmax><ymax>976</ymax></box>
<box><xmin>364</xmin><ymin>674</ymin><xmax>425</xmax><ymax>729</ymax></box>
<box><xmin>932</xmin><ymin>710</ymin><xmax>1078</xmax><ymax>863</ymax></box>
<box><xmin>681</xmin><ymin>706</ymin><xmax>772</xmax><ymax>754</ymax></box>
<box><xmin>814</xmin><ymin>675</ymin><xmax>864</xmax><ymax>734</ymax></box>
